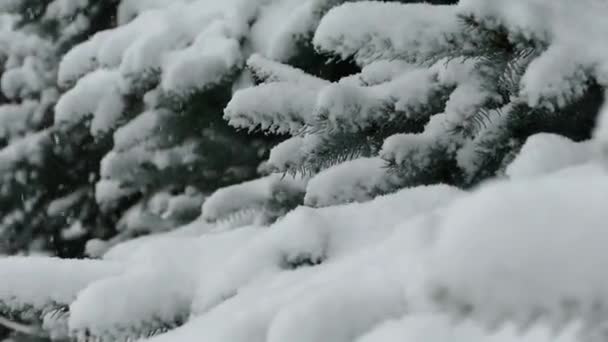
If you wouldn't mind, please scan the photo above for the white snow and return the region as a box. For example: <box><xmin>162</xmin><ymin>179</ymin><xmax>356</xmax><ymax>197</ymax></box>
<box><xmin>267</xmin><ymin>134</ymin><xmax>321</xmax><ymax>172</ymax></box>
<box><xmin>304</xmin><ymin>157</ymin><xmax>400</xmax><ymax>207</ymax></box>
<box><xmin>506</xmin><ymin>134</ymin><xmax>593</xmax><ymax>179</ymax></box>
<box><xmin>460</xmin><ymin>0</ymin><xmax>608</xmax><ymax>108</ymax></box>
<box><xmin>381</xmin><ymin>132</ymin><xmax>435</xmax><ymax>169</ymax></box>
<box><xmin>201</xmin><ymin>174</ymin><xmax>306</xmax><ymax>223</ymax></box>
<box><xmin>314</xmin><ymin>2</ymin><xmax>460</xmax><ymax>66</ymax></box>
<box><xmin>5</xmin><ymin>1</ymin><xmax>608</xmax><ymax>341</ymax></box>
<box><xmin>246</xmin><ymin>54</ymin><xmax>328</xmax><ymax>87</ymax></box>
<box><xmin>520</xmin><ymin>45</ymin><xmax>590</xmax><ymax>110</ymax></box>
<box><xmin>318</xmin><ymin>67</ymin><xmax>443</xmax><ymax>133</ymax></box>
<box><xmin>356</xmin><ymin>314</ymin><xmax>582</xmax><ymax>342</ymax></box>
<box><xmin>54</xmin><ymin>69</ymin><xmax>125</xmax><ymax>135</ymax></box>
<box><xmin>0</xmin><ymin>257</ymin><xmax>122</xmax><ymax>313</ymax></box>
<box><xmin>69</xmin><ymin>270</ymin><xmax>191</xmax><ymax>340</ymax></box>
<box><xmin>225</xmin><ymin>82</ymin><xmax>321</xmax><ymax>135</ymax></box>
<box><xmin>429</xmin><ymin>174</ymin><xmax>608</xmax><ymax>327</ymax></box>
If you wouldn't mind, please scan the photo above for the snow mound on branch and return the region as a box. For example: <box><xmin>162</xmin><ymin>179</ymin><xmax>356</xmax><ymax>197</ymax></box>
<box><xmin>314</xmin><ymin>2</ymin><xmax>460</xmax><ymax>65</ymax></box>
<box><xmin>0</xmin><ymin>257</ymin><xmax>122</xmax><ymax>314</ymax></box>
<box><xmin>69</xmin><ymin>271</ymin><xmax>190</xmax><ymax>340</ymax></box>
<box><xmin>59</xmin><ymin>0</ymin><xmax>342</xmax><ymax>96</ymax></box>
<box><xmin>138</xmin><ymin>186</ymin><xmax>461</xmax><ymax>342</ymax></box>
<box><xmin>10</xmin><ymin>168</ymin><xmax>608</xmax><ymax>341</ymax></box>
<box><xmin>430</xmin><ymin>173</ymin><xmax>608</xmax><ymax>327</ymax></box>
<box><xmin>246</xmin><ymin>54</ymin><xmax>328</xmax><ymax>86</ymax></box>
<box><xmin>267</xmin><ymin>134</ymin><xmax>322</xmax><ymax>172</ymax></box>
<box><xmin>201</xmin><ymin>174</ymin><xmax>306</xmax><ymax>223</ymax></box>
<box><xmin>460</xmin><ymin>0</ymin><xmax>608</xmax><ymax>108</ymax></box>
<box><xmin>137</xmin><ymin>167</ymin><xmax>608</xmax><ymax>342</ymax></box>
<box><xmin>506</xmin><ymin>133</ymin><xmax>593</xmax><ymax>179</ymax></box>
<box><xmin>69</xmin><ymin>227</ymin><xmax>261</xmax><ymax>341</ymax></box>
<box><xmin>304</xmin><ymin>157</ymin><xmax>400</xmax><ymax>207</ymax></box>
<box><xmin>193</xmin><ymin>184</ymin><xmax>463</xmax><ymax>315</ymax></box>
<box><xmin>225</xmin><ymin>82</ymin><xmax>321</xmax><ymax>134</ymax></box>
<box><xmin>265</xmin><ymin>267</ymin><xmax>406</xmax><ymax>342</ymax></box>
<box><xmin>315</xmin><ymin>66</ymin><xmax>443</xmax><ymax>133</ymax></box>
<box><xmin>54</xmin><ymin>69</ymin><xmax>125</xmax><ymax>135</ymax></box>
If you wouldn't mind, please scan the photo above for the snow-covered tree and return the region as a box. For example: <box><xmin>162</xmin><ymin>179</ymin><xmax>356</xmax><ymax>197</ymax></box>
<box><xmin>0</xmin><ymin>0</ymin><xmax>121</xmax><ymax>256</ymax></box>
<box><xmin>226</xmin><ymin>0</ymin><xmax>604</xmax><ymax>207</ymax></box>
<box><xmin>52</xmin><ymin>0</ymin><xmax>368</xmax><ymax>254</ymax></box>
<box><xmin>3</xmin><ymin>0</ymin><xmax>608</xmax><ymax>342</ymax></box>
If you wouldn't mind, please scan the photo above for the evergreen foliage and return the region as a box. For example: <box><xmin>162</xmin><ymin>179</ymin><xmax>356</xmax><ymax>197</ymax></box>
<box><xmin>0</xmin><ymin>0</ymin><xmax>122</xmax><ymax>256</ymax></box>
<box><xmin>1</xmin><ymin>0</ymin><xmax>608</xmax><ymax>342</ymax></box>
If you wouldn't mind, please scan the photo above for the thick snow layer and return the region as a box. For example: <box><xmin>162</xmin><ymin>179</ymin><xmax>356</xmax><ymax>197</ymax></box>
<box><xmin>10</xmin><ymin>166</ymin><xmax>608</xmax><ymax>341</ymax></box>
<box><xmin>70</xmin><ymin>227</ymin><xmax>263</xmax><ymax>340</ymax></box>
<box><xmin>356</xmin><ymin>314</ymin><xmax>582</xmax><ymax>342</ymax></box>
<box><xmin>520</xmin><ymin>45</ymin><xmax>589</xmax><ymax>109</ymax></box>
<box><xmin>69</xmin><ymin>270</ymin><xmax>191</xmax><ymax>339</ymax></box>
<box><xmin>381</xmin><ymin>132</ymin><xmax>436</xmax><ymax>169</ymax></box>
<box><xmin>201</xmin><ymin>174</ymin><xmax>306</xmax><ymax>222</ymax></box>
<box><xmin>228</xmin><ymin>59</ymin><xmax>456</xmax><ymax>136</ymax></box>
<box><xmin>59</xmin><ymin>0</ymin><xmax>342</xmax><ymax>99</ymax></box>
<box><xmin>434</xmin><ymin>58</ymin><xmax>498</xmax><ymax>129</ymax></box>
<box><xmin>54</xmin><ymin>69</ymin><xmax>125</xmax><ymax>135</ymax></box>
<box><xmin>248</xmin><ymin>0</ymin><xmax>338</xmax><ymax>62</ymax></box>
<box><xmin>159</xmin><ymin>23</ymin><xmax>242</xmax><ymax>95</ymax></box>
<box><xmin>317</xmin><ymin>67</ymin><xmax>443</xmax><ymax>133</ymax></box>
<box><xmin>0</xmin><ymin>257</ymin><xmax>122</xmax><ymax>313</ymax></box>
<box><xmin>506</xmin><ymin>134</ymin><xmax>593</xmax><ymax>179</ymax></box>
<box><xmin>356</xmin><ymin>60</ymin><xmax>416</xmax><ymax>86</ymax></box>
<box><xmin>131</xmin><ymin>186</ymin><xmax>462</xmax><ymax>342</ymax></box>
<box><xmin>460</xmin><ymin>0</ymin><xmax>608</xmax><ymax>107</ymax></box>
<box><xmin>225</xmin><ymin>82</ymin><xmax>321</xmax><ymax>134</ymax></box>
<box><xmin>429</xmin><ymin>174</ymin><xmax>608</xmax><ymax>327</ymax></box>
<box><xmin>99</xmin><ymin>217</ymin><xmax>215</xmax><ymax>262</ymax></box>
<box><xmin>267</xmin><ymin>134</ymin><xmax>321</xmax><ymax>172</ymax></box>
<box><xmin>314</xmin><ymin>2</ymin><xmax>460</xmax><ymax>66</ymax></box>
<box><xmin>304</xmin><ymin>157</ymin><xmax>400</xmax><ymax>207</ymax></box>
<box><xmin>193</xmin><ymin>185</ymin><xmax>463</xmax><ymax>315</ymax></box>
<box><xmin>8</xmin><ymin>1</ymin><xmax>608</xmax><ymax>341</ymax></box>
<box><xmin>459</xmin><ymin>0</ymin><xmax>608</xmax><ymax>45</ymax></box>
<box><xmin>0</xmin><ymin>24</ymin><xmax>56</xmax><ymax>114</ymax></box>
<box><xmin>246</xmin><ymin>54</ymin><xmax>328</xmax><ymax>87</ymax></box>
